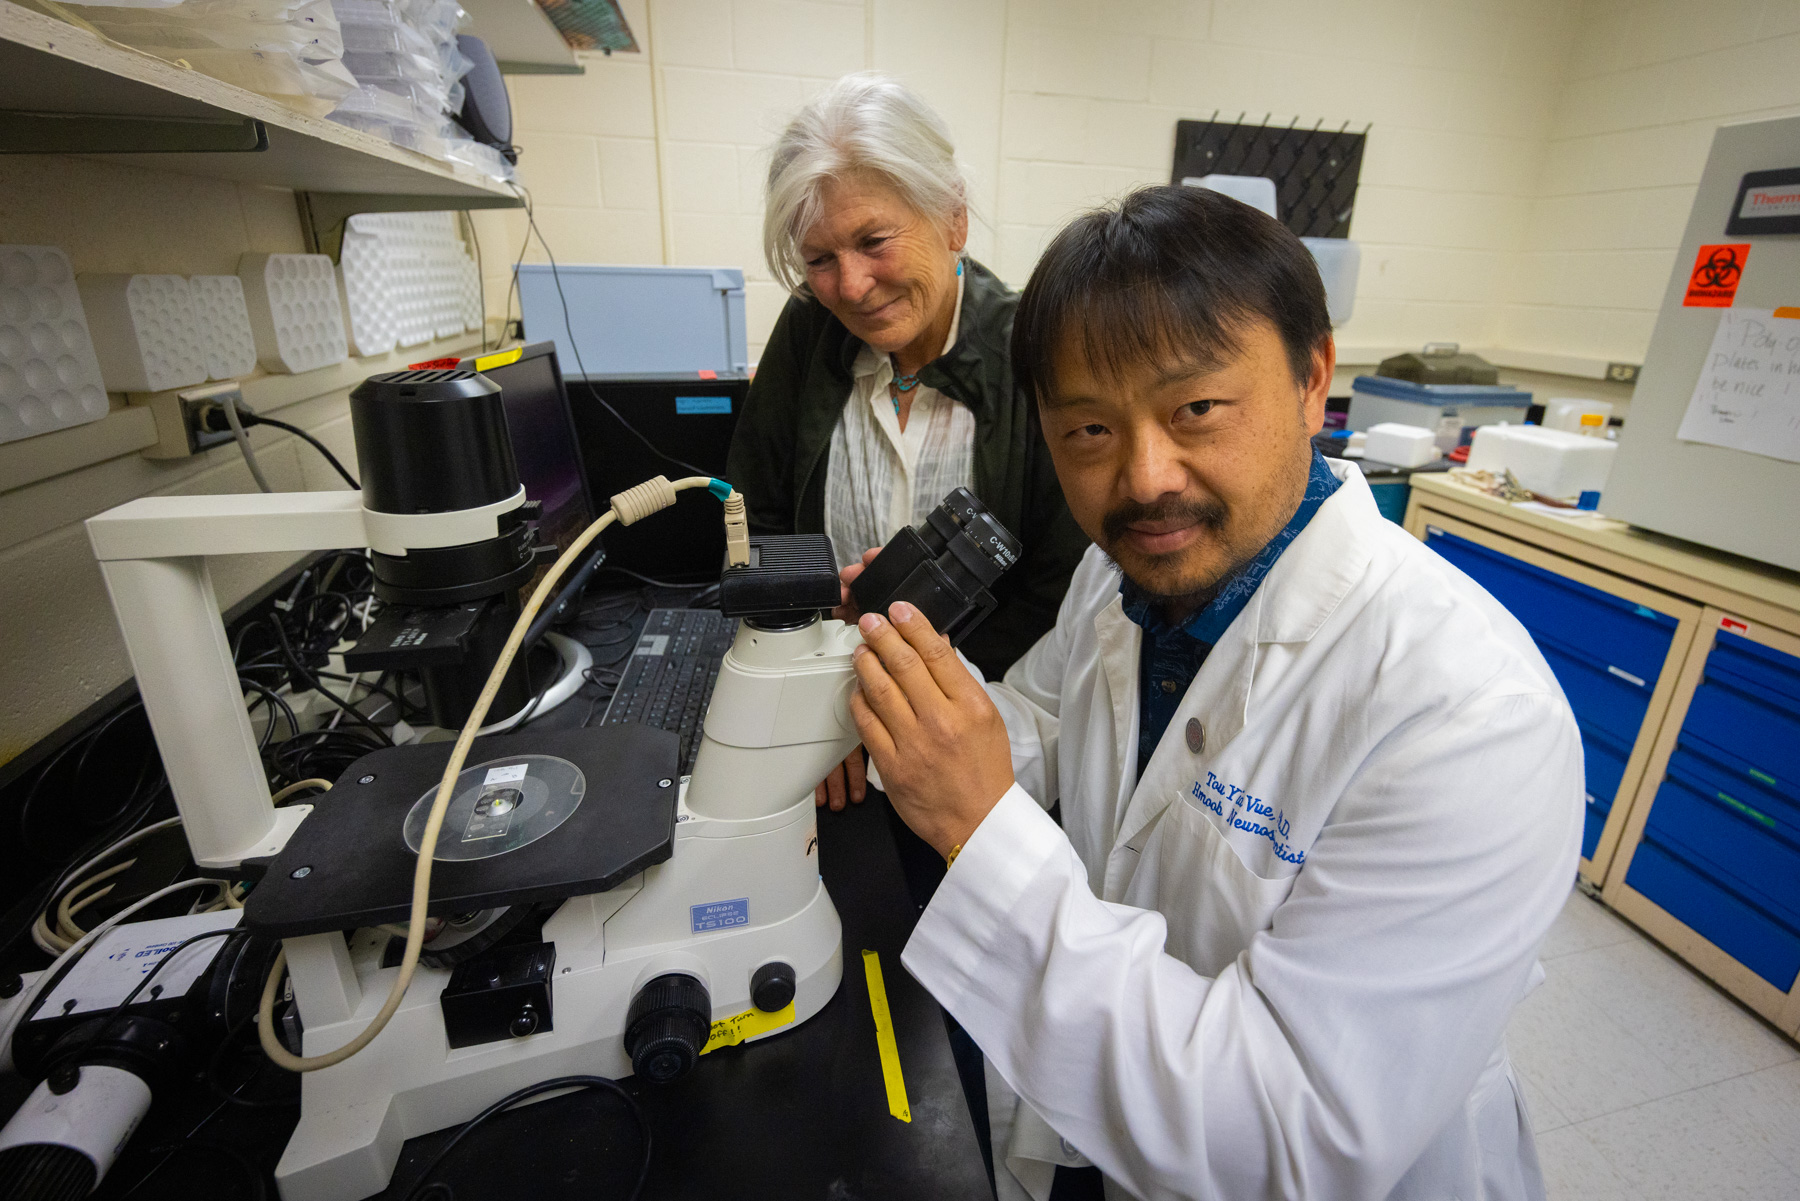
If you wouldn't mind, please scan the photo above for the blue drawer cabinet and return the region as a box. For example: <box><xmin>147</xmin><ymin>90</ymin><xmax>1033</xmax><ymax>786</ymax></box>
<box><xmin>1617</xmin><ymin>621</ymin><xmax>1800</xmax><ymax>995</ymax></box>
<box><xmin>1404</xmin><ymin>476</ymin><xmax>1800</xmax><ymax>1035</ymax></box>
<box><xmin>1422</xmin><ymin>523</ymin><xmax>1693</xmax><ymax>873</ymax></box>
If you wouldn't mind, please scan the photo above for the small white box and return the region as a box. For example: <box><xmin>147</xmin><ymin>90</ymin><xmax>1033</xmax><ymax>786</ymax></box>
<box><xmin>237</xmin><ymin>253</ymin><xmax>348</xmax><ymax>374</ymax></box>
<box><xmin>1466</xmin><ymin>424</ymin><xmax>1617</xmax><ymax>500</ymax></box>
<box><xmin>188</xmin><ymin>275</ymin><xmax>258</xmax><ymax>381</ymax></box>
<box><xmin>76</xmin><ymin>273</ymin><xmax>208</xmax><ymax>393</ymax></box>
<box><xmin>0</xmin><ymin>245</ymin><xmax>109</xmax><ymax>445</ymax></box>
<box><xmin>1362</xmin><ymin>422</ymin><xmax>1439</xmax><ymax>468</ymax></box>
<box><xmin>1543</xmin><ymin>398</ymin><xmax>1613</xmax><ymax>435</ymax></box>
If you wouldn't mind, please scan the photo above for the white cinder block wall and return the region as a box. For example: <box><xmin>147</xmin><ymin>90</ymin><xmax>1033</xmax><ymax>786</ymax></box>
<box><xmin>481</xmin><ymin>0</ymin><xmax>1800</xmax><ymax>373</ymax></box>
<box><xmin>1502</xmin><ymin>0</ymin><xmax>1800</xmax><ymax>367</ymax></box>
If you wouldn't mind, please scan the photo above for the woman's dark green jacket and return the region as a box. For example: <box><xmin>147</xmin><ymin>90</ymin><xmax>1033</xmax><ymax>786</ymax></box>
<box><xmin>725</xmin><ymin>258</ymin><xmax>1088</xmax><ymax>680</ymax></box>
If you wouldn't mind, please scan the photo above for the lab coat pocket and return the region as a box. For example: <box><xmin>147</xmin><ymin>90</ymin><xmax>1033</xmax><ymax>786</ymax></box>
<box><xmin>1138</xmin><ymin>790</ymin><xmax>1297</xmax><ymax>977</ymax></box>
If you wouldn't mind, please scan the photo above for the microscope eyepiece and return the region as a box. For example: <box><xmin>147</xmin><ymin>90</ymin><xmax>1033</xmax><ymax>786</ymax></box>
<box><xmin>849</xmin><ymin>487</ymin><xmax>1023</xmax><ymax>647</ymax></box>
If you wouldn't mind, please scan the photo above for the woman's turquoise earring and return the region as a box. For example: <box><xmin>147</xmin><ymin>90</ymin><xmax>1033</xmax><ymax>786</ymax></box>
<box><xmin>956</xmin><ymin>259</ymin><xmax>963</xmax><ymax>276</ymax></box>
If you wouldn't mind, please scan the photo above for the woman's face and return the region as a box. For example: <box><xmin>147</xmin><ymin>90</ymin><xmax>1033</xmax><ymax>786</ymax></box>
<box><xmin>799</xmin><ymin>173</ymin><xmax>968</xmax><ymax>359</ymax></box>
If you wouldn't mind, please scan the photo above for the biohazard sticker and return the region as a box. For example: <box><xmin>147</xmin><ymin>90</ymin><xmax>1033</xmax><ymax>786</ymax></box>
<box><xmin>1683</xmin><ymin>243</ymin><xmax>1749</xmax><ymax>307</ymax></box>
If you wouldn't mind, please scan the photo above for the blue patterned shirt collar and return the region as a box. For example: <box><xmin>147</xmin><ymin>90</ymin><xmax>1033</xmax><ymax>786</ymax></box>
<box><xmin>1120</xmin><ymin>449</ymin><xmax>1342</xmax><ymax>644</ymax></box>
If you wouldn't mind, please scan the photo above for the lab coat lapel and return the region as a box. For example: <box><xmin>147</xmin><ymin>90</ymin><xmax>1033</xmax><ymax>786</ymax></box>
<box><xmin>1103</xmin><ymin>463</ymin><xmax>1376</xmax><ymax>885</ymax></box>
<box><xmin>1094</xmin><ymin>594</ymin><xmax>1139</xmax><ymax>786</ymax></box>
<box><xmin>1109</xmin><ymin>592</ymin><xmax>1258</xmax><ymax>877</ymax></box>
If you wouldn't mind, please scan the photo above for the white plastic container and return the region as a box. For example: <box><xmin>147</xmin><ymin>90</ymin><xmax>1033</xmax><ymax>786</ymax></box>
<box><xmin>1362</xmin><ymin>421</ymin><xmax>1439</xmax><ymax>468</ymax></box>
<box><xmin>1301</xmin><ymin>237</ymin><xmax>1360</xmax><ymax>327</ymax></box>
<box><xmin>1466</xmin><ymin>424</ymin><xmax>1617</xmax><ymax>500</ymax></box>
<box><xmin>1543</xmin><ymin>399</ymin><xmax>1614</xmax><ymax>437</ymax></box>
<box><xmin>236</xmin><ymin>253</ymin><xmax>348</xmax><ymax>374</ymax></box>
<box><xmin>75</xmin><ymin>273</ymin><xmax>208</xmax><ymax>394</ymax></box>
<box><xmin>188</xmin><ymin>275</ymin><xmax>258</xmax><ymax>381</ymax></box>
<box><xmin>1183</xmin><ymin>173</ymin><xmax>1278</xmax><ymax>217</ymax></box>
<box><xmin>338</xmin><ymin>230</ymin><xmax>398</xmax><ymax>357</ymax></box>
<box><xmin>1348</xmin><ymin>375</ymin><xmax>1532</xmax><ymax>447</ymax></box>
<box><xmin>0</xmin><ymin>245</ymin><xmax>109</xmax><ymax>445</ymax></box>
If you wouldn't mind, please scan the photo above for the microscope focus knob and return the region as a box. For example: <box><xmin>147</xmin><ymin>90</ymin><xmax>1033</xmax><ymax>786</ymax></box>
<box><xmin>624</xmin><ymin>974</ymin><xmax>712</xmax><ymax>1084</ymax></box>
<box><xmin>750</xmin><ymin>962</ymin><xmax>796</xmax><ymax>1013</ymax></box>
<box><xmin>509</xmin><ymin>1005</ymin><xmax>541</xmax><ymax>1039</ymax></box>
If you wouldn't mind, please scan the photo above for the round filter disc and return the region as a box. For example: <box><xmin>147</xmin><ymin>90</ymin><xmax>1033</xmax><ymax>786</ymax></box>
<box><xmin>403</xmin><ymin>754</ymin><xmax>585</xmax><ymax>862</ymax></box>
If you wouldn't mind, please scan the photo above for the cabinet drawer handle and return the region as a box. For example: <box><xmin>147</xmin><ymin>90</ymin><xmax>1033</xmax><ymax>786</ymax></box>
<box><xmin>1715</xmin><ymin>790</ymin><xmax>1776</xmax><ymax>830</ymax></box>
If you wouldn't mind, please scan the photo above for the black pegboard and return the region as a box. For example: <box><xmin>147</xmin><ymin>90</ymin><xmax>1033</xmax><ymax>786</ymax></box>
<box><xmin>1170</xmin><ymin>116</ymin><xmax>1369</xmax><ymax>239</ymax></box>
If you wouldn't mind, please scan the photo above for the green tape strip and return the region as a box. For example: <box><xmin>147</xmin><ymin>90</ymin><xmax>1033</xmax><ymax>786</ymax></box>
<box><xmin>1748</xmin><ymin>768</ymin><xmax>1778</xmax><ymax>788</ymax></box>
<box><xmin>1716</xmin><ymin>791</ymin><xmax>1776</xmax><ymax>829</ymax></box>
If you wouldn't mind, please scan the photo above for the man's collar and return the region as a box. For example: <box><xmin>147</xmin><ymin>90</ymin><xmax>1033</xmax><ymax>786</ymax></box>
<box><xmin>1119</xmin><ymin>449</ymin><xmax>1342</xmax><ymax>644</ymax></box>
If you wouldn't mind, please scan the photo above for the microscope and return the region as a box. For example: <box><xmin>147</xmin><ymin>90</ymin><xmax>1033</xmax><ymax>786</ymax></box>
<box><xmin>12</xmin><ymin>365</ymin><xmax>1022</xmax><ymax>1201</ymax></box>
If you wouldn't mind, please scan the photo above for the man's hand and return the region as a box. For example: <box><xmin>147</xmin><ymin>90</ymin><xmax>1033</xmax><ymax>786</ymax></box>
<box><xmin>831</xmin><ymin>547</ymin><xmax>882</xmax><ymax>623</ymax></box>
<box><xmin>849</xmin><ymin>602</ymin><xmax>1013</xmax><ymax>859</ymax></box>
<box><xmin>814</xmin><ymin>747</ymin><xmax>867</xmax><ymax>811</ymax></box>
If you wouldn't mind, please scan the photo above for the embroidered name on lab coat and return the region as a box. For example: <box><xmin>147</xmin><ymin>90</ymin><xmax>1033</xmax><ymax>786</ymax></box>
<box><xmin>1192</xmin><ymin>773</ymin><xmax>1306</xmax><ymax>866</ymax></box>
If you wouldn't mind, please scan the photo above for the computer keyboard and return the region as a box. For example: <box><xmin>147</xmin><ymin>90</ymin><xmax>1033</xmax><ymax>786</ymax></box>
<box><xmin>600</xmin><ymin>608</ymin><xmax>737</xmax><ymax>775</ymax></box>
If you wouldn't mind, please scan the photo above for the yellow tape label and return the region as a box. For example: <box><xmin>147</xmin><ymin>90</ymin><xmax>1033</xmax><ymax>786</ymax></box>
<box><xmin>472</xmin><ymin>347</ymin><xmax>523</xmax><ymax>372</ymax></box>
<box><xmin>862</xmin><ymin>948</ymin><xmax>911</xmax><ymax>1123</ymax></box>
<box><xmin>701</xmin><ymin>1001</ymin><xmax>795</xmax><ymax>1055</ymax></box>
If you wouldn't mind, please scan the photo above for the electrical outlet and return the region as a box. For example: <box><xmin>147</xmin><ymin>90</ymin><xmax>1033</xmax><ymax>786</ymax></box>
<box><xmin>179</xmin><ymin>381</ymin><xmax>242</xmax><ymax>453</ymax></box>
<box><xmin>133</xmin><ymin>379</ymin><xmax>244</xmax><ymax>459</ymax></box>
<box><xmin>1605</xmin><ymin>362</ymin><xmax>1641</xmax><ymax>384</ymax></box>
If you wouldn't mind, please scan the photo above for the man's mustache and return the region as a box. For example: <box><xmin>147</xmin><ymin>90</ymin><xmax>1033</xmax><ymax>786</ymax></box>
<box><xmin>1100</xmin><ymin>496</ymin><xmax>1228</xmax><ymax>547</ymax></box>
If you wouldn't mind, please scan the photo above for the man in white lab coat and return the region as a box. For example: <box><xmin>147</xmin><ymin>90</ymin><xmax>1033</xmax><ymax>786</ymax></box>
<box><xmin>843</xmin><ymin>185</ymin><xmax>1584</xmax><ymax>1200</ymax></box>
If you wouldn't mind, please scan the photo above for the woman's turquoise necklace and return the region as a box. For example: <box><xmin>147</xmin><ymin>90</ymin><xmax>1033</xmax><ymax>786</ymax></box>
<box><xmin>890</xmin><ymin>259</ymin><xmax>960</xmax><ymax>415</ymax></box>
<box><xmin>890</xmin><ymin>367</ymin><xmax>921</xmax><ymax>416</ymax></box>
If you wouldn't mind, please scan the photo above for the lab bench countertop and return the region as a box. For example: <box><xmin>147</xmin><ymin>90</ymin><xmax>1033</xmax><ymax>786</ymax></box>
<box><xmin>1406</xmin><ymin>473</ymin><xmax>1800</xmax><ymax>636</ymax></box>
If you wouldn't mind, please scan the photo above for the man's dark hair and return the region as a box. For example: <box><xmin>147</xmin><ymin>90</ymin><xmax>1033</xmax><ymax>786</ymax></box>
<box><xmin>1012</xmin><ymin>185</ymin><xmax>1332</xmax><ymax>402</ymax></box>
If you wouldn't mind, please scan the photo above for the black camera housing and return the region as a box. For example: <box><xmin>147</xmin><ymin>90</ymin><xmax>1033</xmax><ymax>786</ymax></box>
<box><xmin>850</xmin><ymin>488</ymin><xmax>1022</xmax><ymax>647</ymax></box>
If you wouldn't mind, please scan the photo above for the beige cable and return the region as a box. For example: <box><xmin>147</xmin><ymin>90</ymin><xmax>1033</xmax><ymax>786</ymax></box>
<box><xmin>271</xmin><ymin>778</ymin><xmax>334</xmax><ymax>805</ymax></box>
<box><xmin>31</xmin><ymin>817</ymin><xmax>184</xmax><ymax>955</ymax></box>
<box><xmin>258</xmin><ymin>475</ymin><xmax>717</xmax><ymax>1072</ymax></box>
<box><xmin>55</xmin><ymin>859</ymin><xmax>138</xmax><ymax>943</ymax></box>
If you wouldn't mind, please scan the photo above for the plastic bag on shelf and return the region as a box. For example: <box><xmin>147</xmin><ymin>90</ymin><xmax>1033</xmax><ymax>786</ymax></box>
<box><xmin>175</xmin><ymin>49</ymin><xmax>357</xmax><ymax>116</ymax></box>
<box><xmin>66</xmin><ymin>0</ymin><xmax>344</xmax><ymax>56</ymax></box>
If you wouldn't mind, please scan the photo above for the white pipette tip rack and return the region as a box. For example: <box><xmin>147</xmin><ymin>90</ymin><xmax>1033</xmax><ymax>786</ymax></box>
<box><xmin>188</xmin><ymin>275</ymin><xmax>259</xmax><ymax>381</ymax></box>
<box><xmin>339</xmin><ymin>230</ymin><xmax>399</xmax><ymax>357</ymax></box>
<box><xmin>339</xmin><ymin>212</ymin><xmax>482</xmax><ymax>353</ymax></box>
<box><xmin>237</xmin><ymin>253</ymin><xmax>349</xmax><ymax>375</ymax></box>
<box><xmin>0</xmin><ymin>245</ymin><xmax>109</xmax><ymax>446</ymax></box>
<box><xmin>76</xmin><ymin>273</ymin><xmax>208</xmax><ymax>395</ymax></box>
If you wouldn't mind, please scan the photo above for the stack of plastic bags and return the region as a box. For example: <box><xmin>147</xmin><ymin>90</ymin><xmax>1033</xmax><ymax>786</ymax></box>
<box><xmin>328</xmin><ymin>0</ymin><xmax>463</xmax><ymax>151</ymax></box>
<box><xmin>325</xmin><ymin>0</ymin><xmax>512</xmax><ymax>181</ymax></box>
<box><xmin>62</xmin><ymin>0</ymin><xmax>357</xmax><ymax>117</ymax></box>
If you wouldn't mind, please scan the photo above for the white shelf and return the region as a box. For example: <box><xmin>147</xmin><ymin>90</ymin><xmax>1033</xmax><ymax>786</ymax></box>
<box><xmin>0</xmin><ymin>1</ymin><xmax>519</xmax><ymax>201</ymax></box>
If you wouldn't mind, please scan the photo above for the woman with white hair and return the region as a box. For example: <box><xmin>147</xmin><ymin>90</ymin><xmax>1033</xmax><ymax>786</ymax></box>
<box><xmin>728</xmin><ymin>73</ymin><xmax>1087</xmax><ymax>810</ymax></box>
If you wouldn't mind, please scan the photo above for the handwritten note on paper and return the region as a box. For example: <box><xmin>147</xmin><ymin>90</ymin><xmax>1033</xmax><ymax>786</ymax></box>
<box><xmin>1676</xmin><ymin>308</ymin><xmax>1800</xmax><ymax>464</ymax></box>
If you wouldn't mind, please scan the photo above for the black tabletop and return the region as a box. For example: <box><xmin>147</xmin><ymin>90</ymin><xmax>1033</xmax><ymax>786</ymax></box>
<box><xmin>372</xmin><ymin>789</ymin><xmax>991</xmax><ymax>1201</ymax></box>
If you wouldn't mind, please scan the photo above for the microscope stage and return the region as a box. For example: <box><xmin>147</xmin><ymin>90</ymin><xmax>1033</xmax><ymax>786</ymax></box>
<box><xmin>242</xmin><ymin>726</ymin><xmax>678</xmax><ymax>937</ymax></box>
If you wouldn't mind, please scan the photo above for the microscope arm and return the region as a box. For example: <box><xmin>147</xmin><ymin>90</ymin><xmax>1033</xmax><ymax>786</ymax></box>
<box><xmin>85</xmin><ymin>488</ymin><xmax>523</xmax><ymax>869</ymax></box>
<box><xmin>684</xmin><ymin>618</ymin><xmax>866</xmax><ymax>823</ymax></box>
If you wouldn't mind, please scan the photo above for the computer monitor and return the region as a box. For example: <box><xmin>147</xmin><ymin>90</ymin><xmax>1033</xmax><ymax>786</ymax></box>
<box><xmin>457</xmin><ymin>341</ymin><xmax>595</xmax><ymax>560</ymax></box>
<box><xmin>564</xmin><ymin>373</ymin><xmax>748</xmax><ymax>580</ymax></box>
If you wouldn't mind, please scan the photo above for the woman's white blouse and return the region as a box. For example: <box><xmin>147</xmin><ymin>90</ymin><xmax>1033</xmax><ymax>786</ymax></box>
<box><xmin>823</xmin><ymin>271</ymin><xmax>976</xmax><ymax>567</ymax></box>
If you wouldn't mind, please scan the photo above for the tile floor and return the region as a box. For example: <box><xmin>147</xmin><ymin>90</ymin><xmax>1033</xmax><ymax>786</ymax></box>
<box><xmin>1510</xmin><ymin>888</ymin><xmax>1800</xmax><ymax>1199</ymax></box>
